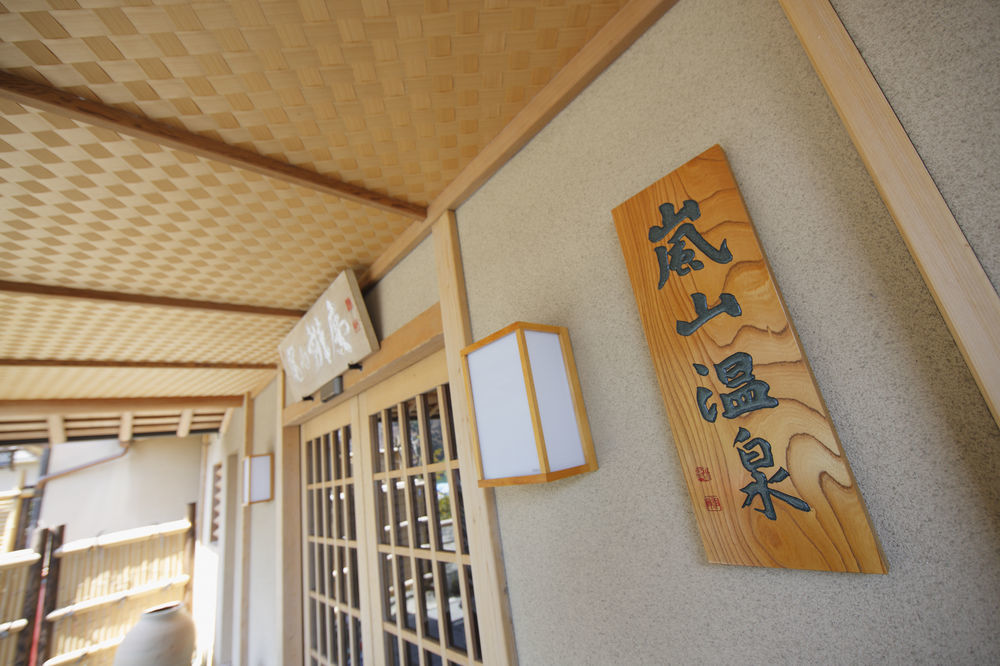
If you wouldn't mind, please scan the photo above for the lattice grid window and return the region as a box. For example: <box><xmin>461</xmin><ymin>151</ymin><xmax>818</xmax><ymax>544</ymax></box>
<box><xmin>372</xmin><ymin>385</ymin><xmax>483</xmax><ymax>666</ymax></box>
<box><xmin>303</xmin><ymin>426</ymin><xmax>363</xmax><ymax>666</ymax></box>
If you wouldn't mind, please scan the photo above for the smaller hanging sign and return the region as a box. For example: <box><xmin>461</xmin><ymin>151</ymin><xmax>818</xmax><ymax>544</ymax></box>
<box><xmin>612</xmin><ymin>145</ymin><xmax>887</xmax><ymax>573</ymax></box>
<box><xmin>279</xmin><ymin>269</ymin><xmax>379</xmax><ymax>403</ymax></box>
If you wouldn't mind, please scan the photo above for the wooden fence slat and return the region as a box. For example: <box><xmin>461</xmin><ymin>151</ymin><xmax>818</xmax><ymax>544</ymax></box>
<box><xmin>14</xmin><ymin>528</ymin><xmax>48</xmax><ymax>666</ymax></box>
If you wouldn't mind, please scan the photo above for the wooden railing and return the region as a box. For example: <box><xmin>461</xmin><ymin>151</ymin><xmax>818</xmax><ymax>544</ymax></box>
<box><xmin>39</xmin><ymin>514</ymin><xmax>194</xmax><ymax>666</ymax></box>
<box><xmin>0</xmin><ymin>548</ymin><xmax>42</xmax><ymax>666</ymax></box>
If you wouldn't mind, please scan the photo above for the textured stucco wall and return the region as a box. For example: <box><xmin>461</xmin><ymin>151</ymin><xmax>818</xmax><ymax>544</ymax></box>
<box><xmin>363</xmin><ymin>235</ymin><xmax>437</xmax><ymax>339</ymax></box>
<box><xmin>455</xmin><ymin>0</ymin><xmax>1000</xmax><ymax>662</ymax></box>
<box><xmin>831</xmin><ymin>0</ymin><xmax>1000</xmax><ymax>291</ymax></box>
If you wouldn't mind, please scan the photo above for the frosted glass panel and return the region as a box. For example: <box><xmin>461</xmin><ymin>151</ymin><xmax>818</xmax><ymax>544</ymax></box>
<box><xmin>466</xmin><ymin>333</ymin><xmax>540</xmax><ymax>478</ymax></box>
<box><xmin>524</xmin><ymin>331</ymin><xmax>585</xmax><ymax>471</ymax></box>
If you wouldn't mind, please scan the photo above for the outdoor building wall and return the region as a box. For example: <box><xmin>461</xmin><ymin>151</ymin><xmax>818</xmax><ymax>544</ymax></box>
<box><xmin>454</xmin><ymin>0</ymin><xmax>1000</xmax><ymax>663</ymax></box>
<box><xmin>830</xmin><ymin>0</ymin><xmax>1000</xmax><ymax>291</ymax></box>
<box><xmin>39</xmin><ymin>435</ymin><xmax>202</xmax><ymax>542</ymax></box>
<box><xmin>363</xmin><ymin>235</ymin><xmax>438</xmax><ymax>339</ymax></box>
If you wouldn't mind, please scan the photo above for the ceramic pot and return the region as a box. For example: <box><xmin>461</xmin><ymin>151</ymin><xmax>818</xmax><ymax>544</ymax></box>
<box><xmin>113</xmin><ymin>601</ymin><xmax>196</xmax><ymax>666</ymax></box>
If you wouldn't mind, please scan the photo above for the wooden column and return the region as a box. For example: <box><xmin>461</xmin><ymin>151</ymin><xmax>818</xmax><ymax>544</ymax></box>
<box><xmin>184</xmin><ymin>502</ymin><xmax>196</xmax><ymax>611</ymax></box>
<box><xmin>238</xmin><ymin>393</ymin><xmax>253</xmax><ymax>666</ymax></box>
<box><xmin>275</xmin><ymin>369</ymin><xmax>303</xmax><ymax>666</ymax></box>
<box><xmin>433</xmin><ymin>210</ymin><xmax>518</xmax><ymax>664</ymax></box>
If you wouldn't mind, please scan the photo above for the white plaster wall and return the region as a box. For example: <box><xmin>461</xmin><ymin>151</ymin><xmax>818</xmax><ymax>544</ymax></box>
<box><xmin>0</xmin><ymin>461</ymin><xmax>38</xmax><ymax>489</ymax></box>
<box><xmin>39</xmin><ymin>435</ymin><xmax>202</xmax><ymax>542</ymax></box>
<box><xmin>455</xmin><ymin>0</ymin><xmax>1000</xmax><ymax>662</ymax></box>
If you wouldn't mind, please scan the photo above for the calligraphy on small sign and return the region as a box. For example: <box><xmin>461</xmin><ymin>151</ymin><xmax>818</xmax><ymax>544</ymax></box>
<box><xmin>612</xmin><ymin>145</ymin><xmax>886</xmax><ymax>573</ymax></box>
<box><xmin>278</xmin><ymin>269</ymin><xmax>379</xmax><ymax>403</ymax></box>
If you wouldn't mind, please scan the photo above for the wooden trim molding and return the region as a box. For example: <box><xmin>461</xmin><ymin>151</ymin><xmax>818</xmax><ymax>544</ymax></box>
<box><xmin>0</xmin><ymin>72</ymin><xmax>425</xmax><ymax>221</ymax></box>
<box><xmin>0</xmin><ymin>280</ymin><xmax>305</xmax><ymax>318</ymax></box>
<box><xmin>779</xmin><ymin>0</ymin><xmax>1000</xmax><ymax>427</ymax></box>
<box><xmin>0</xmin><ymin>359</ymin><xmax>276</xmax><ymax>370</ymax></box>
<box><xmin>275</xmin><ymin>370</ymin><xmax>303</xmax><ymax>666</ymax></box>
<box><xmin>237</xmin><ymin>392</ymin><xmax>253</xmax><ymax>666</ymax></box>
<box><xmin>433</xmin><ymin>210</ymin><xmax>519</xmax><ymax>664</ymax></box>
<box><xmin>359</xmin><ymin>0</ymin><xmax>679</xmax><ymax>287</ymax></box>
<box><xmin>0</xmin><ymin>396</ymin><xmax>244</xmax><ymax>417</ymax></box>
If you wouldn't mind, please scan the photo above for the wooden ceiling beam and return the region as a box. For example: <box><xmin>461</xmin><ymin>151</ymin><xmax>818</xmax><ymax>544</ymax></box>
<box><xmin>0</xmin><ymin>396</ymin><xmax>244</xmax><ymax>418</ymax></box>
<box><xmin>358</xmin><ymin>0</ymin><xmax>680</xmax><ymax>287</ymax></box>
<box><xmin>0</xmin><ymin>71</ymin><xmax>426</xmax><ymax>221</ymax></box>
<box><xmin>0</xmin><ymin>358</ymin><xmax>277</xmax><ymax>370</ymax></box>
<box><xmin>0</xmin><ymin>280</ymin><xmax>304</xmax><ymax>318</ymax></box>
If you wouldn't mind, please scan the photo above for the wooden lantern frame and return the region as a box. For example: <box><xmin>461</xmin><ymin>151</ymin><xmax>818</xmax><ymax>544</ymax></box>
<box><xmin>460</xmin><ymin>322</ymin><xmax>598</xmax><ymax>487</ymax></box>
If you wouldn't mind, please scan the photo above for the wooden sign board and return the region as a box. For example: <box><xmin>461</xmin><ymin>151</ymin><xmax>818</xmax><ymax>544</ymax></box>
<box><xmin>612</xmin><ymin>145</ymin><xmax>887</xmax><ymax>573</ymax></box>
<box><xmin>279</xmin><ymin>269</ymin><xmax>379</xmax><ymax>403</ymax></box>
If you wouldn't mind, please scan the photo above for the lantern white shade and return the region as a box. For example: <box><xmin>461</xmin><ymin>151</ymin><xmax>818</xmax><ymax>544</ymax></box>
<box><xmin>461</xmin><ymin>322</ymin><xmax>597</xmax><ymax>486</ymax></box>
<box><xmin>243</xmin><ymin>453</ymin><xmax>273</xmax><ymax>504</ymax></box>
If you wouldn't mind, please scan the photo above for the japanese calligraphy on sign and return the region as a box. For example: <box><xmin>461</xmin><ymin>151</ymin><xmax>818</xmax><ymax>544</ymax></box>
<box><xmin>278</xmin><ymin>269</ymin><xmax>379</xmax><ymax>403</ymax></box>
<box><xmin>612</xmin><ymin>145</ymin><xmax>886</xmax><ymax>573</ymax></box>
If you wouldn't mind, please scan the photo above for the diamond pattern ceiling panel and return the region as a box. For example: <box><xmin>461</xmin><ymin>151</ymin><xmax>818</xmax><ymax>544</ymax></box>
<box><xmin>0</xmin><ymin>291</ymin><xmax>290</xmax><ymax>363</ymax></box>
<box><xmin>0</xmin><ymin>365</ymin><xmax>272</xmax><ymax>400</ymax></box>
<box><xmin>0</xmin><ymin>100</ymin><xmax>413</xmax><ymax>308</ymax></box>
<box><xmin>0</xmin><ymin>0</ymin><xmax>628</xmax><ymax>205</ymax></box>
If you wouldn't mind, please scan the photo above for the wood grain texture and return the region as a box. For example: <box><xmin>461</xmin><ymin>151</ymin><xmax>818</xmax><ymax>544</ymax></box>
<box><xmin>359</xmin><ymin>0</ymin><xmax>680</xmax><ymax>288</ymax></box>
<box><xmin>432</xmin><ymin>211</ymin><xmax>519</xmax><ymax>664</ymax></box>
<box><xmin>0</xmin><ymin>280</ymin><xmax>305</xmax><ymax>318</ymax></box>
<box><xmin>0</xmin><ymin>396</ymin><xmax>243</xmax><ymax>417</ymax></box>
<box><xmin>778</xmin><ymin>0</ymin><xmax>1000</xmax><ymax>428</ymax></box>
<box><xmin>0</xmin><ymin>72</ymin><xmax>426</xmax><ymax>221</ymax></box>
<box><xmin>613</xmin><ymin>145</ymin><xmax>887</xmax><ymax>573</ymax></box>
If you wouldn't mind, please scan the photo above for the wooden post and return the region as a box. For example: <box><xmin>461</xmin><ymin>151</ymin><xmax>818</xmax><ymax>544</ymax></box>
<box><xmin>238</xmin><ymin>393</ymin><xmax>253</xmax><ymax>666</ymax></box>
<box><xmin>184</xmin><ymin>502</ymin><xmax>196</xmax><ymax>611</ymax></box>
<box><xmin>276</xmin><ymin>368</ymin><xmax>303</xmax><ymax>666</ymax></box>
<box><xmin>433</xmin><ymin>210</ymin><xmax>519</xmax><ymax>664</ymax></box>
<box><xmin>35</xmin><ymin>524</ymin><xmax>64</xmax><ymax>666</ymax></box>
<box><xmin>13</xmin><ymin>527</ymin><xmax>48</xmax><ymax>666</ymax></box>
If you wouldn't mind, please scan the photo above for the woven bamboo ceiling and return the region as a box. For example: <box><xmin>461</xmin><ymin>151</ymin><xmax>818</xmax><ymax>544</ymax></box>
<box><xmin>0</xmin><ymin>0</ymin><xmax>640</xmax><ymax>444</ymax></box>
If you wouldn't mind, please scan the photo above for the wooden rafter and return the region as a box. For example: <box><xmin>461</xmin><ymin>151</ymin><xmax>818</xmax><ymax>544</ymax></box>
<box><xmin>219</xmin><ymin>408</ymin><xmax>235</xmax><ymax>436</ymax></box>
<box><xmin>0</xmin><ymin>280</ymin><xmax>304</xmax><ymax>318</ymax></box>
<box><xmin>0</xmin><ymin>396</ymin><xmax>243</xmax><ymax>418</ymax></box>
<box><xmin>0</xmin><ymin>359</ymin><xmax>277</xmax><ymax>370</ymax></box>
<box><xmin>46</xmin><ymin>415</ymin><xmax>66</xmax><ymax>444</ymax></box>
<box><xmin>176</xmin><ymin>409</ymin><xmax>194</xmax><ymax>438</ymax></box>
<box><xmin>0</xmin><ymin>71</ymin><xmax>426</xmax><ymax>221</ymax></box>
<box><xmin>118</xmin><ymin>413</ymin><xmax>133</xmax><ymax>443</ymax></box>
<box><xmin>359</xmin><ymin>0</ymin><xmax>680</xmax><ymax>287</ymax></box>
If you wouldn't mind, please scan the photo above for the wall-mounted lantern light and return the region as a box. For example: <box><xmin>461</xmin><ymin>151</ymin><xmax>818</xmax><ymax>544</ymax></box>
<box><xmin>461</xmin><ymin>322</ymin><xmax>597</xmax><ymax>487</ymax></box>
<box><xmin>243</xmin><ymin>453</ymin><xmax>273</xmax><ymax>504</ymax></box>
